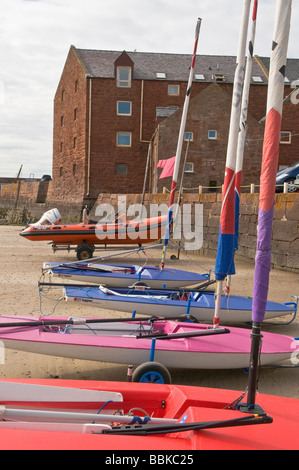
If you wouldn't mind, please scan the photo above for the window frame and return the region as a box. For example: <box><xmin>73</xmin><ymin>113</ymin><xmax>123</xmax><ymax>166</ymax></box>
<box><xmin>117</xmin><ymin>66</ymin><xmax>132</xmax><ymax>88</ymax></box>
<box><xmin>168</xmin><ymin>84</ymin><xmax>180</xmax><ymax>96</ymax></box>
<box><xmin>117</xmin><ymin>101</ymin><xmax>132</xmax><ymax>116</ymax></box>
<box><xmin>117</xmin><ymin>132</ymin><xmax>132</xmax><ymax>147</ymax></box>
<box><xmin>184</xmin><ymin>132</ymin><xmax>193</xmax><ymax>142</ymax></box>
<box><xmin>184</xmin><ymin>162</ymin><xmax>194</xmax><ymax>173</ymax></box>
<box><xmin>208</xmin><ymin>130</ymin><xmax>217</xmax><ymax>140</ymax></box>
<box><xmin>280</xmin><ymin>131</ymin><xmax>291</xmax><ymax>144</ymax></box>
<box><xmin>115</xmin><ymin>163</ymin><xmax>128</xmax><ymax>175</ymax></box>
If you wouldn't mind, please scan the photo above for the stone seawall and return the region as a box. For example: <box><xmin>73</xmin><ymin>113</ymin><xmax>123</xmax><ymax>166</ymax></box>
<box><xmin>0</xmin><ymin>180</ymin><xmax>298</xmax><ymax>272</ymax></box>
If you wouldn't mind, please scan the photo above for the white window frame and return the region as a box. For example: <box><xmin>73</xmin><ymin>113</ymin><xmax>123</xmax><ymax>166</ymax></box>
<box><xmin>117</xmin><ymin>101</ymin><xmax>132</xmax><ymax>116</ymax></box>
<box><xmin>117</xmin><ymin>132</ymin><xmax>132</xmax><ymax>147</ymax></box>
<box><xmin>117</xmin><ymin>67</ymin><xmax>132</xmax><ymax>88</ymax></box>
<box><xmin>208</xmin><ymin>130</ymin><xmax>217</xmax><ymax>140</ymax></box>
<box><xmin>252</xmin><ymin>76</ymin><xmax>263</xmax><ymax>83</ymax></box>
<box><xmin>184</xmin><ymin>162</ymin><xmax>194</xmax><ymax>173</ymax></box>
<box><xmin>280</xmin><ymin>131</ymin><xmax>291</xmax><ymax>144</ymax></box>
<box><xmin>194</xmin><ymin>73</ymin><xmax>205</xmax><ymax>81</ymax></box>
<box><xmin>168</xmin><ymin>84</ymin><xmax>180</xmax><ymax>96</ymax></box>
<box><xmin>184</xmin><ymin>132</ymin><xmax>193</xmax><ymax>142</ymax></box>
<box><xmin>156</xmin><ymin>72</ymin><xmax>166</xmax><ymax>79</ymax></box>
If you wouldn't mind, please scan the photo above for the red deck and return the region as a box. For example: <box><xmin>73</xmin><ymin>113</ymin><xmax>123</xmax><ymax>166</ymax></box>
<box><xmin>0</xmin><ymin>379</ymin><xmax>297</xmax><ymax>450</ymax></box>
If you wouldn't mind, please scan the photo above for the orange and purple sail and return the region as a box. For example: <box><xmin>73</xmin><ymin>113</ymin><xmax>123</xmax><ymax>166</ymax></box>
<box><xmin>252</xmin><ymin>0</ymin><xmax>292</xmax><ymax>324</ymax></box>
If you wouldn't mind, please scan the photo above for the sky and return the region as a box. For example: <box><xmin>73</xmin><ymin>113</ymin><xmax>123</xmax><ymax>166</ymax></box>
<box><xmin>0</xmin><ymin>0</ymin><xmax>298</xmax><ymax>178</ymax></box>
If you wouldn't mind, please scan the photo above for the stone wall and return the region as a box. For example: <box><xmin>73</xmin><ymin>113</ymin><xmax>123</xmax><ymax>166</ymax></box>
<box><xmin>90</xmin><ymin>191</ymin><xmax>299</xmax><ymax>273</ymax></box>
<box><xmin>0</xmin><ymin>180</ymin><xmax>85</xmax><ymax>224</ymax></box>
<box><xmin>0</xmin><ymin>182</ymin><xmax>298</xmax><ymax>272</ymax></box>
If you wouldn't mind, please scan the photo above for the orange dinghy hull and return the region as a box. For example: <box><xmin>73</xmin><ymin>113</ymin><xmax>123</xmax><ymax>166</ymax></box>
<box><xmin>20</xmin><ymin>215</ymin><xmax>167</xmax><ymax>246</ymax></box>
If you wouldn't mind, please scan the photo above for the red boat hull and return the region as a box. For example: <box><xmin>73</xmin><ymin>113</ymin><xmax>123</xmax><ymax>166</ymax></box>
<box><xmin>0</xmin><ymin>379</ymin><xmax>297</xmax><ymax>450</ymax></box>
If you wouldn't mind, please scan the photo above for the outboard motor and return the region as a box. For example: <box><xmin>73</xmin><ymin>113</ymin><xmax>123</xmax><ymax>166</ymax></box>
<box><xmin>30</xmin><ymin>208</ymin><xmax>61</xmax><ymax>227</ymax></box>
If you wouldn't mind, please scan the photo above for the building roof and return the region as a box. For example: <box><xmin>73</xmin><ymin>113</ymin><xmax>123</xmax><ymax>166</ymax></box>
<box><xmin>75</xmin><ymin>47</ymin><xmax>299</xmax><ymax>84</ymax></box>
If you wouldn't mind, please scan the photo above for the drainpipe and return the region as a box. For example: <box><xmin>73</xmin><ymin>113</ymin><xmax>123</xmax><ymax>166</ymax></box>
<box><xmin>86</xmin><ymin>75</ymin><xmax>92</xmax><ymax>196</ymax></box>
<box><xmin>140</xmin><ymin>80</ymin><xmax>150</xmax><ymax>144</ymax></box>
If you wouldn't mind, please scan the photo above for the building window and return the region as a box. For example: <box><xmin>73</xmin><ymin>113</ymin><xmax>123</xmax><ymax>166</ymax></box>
<box><xmin>195</xmin><ymin>74</ymin><xmax>205</xmax><ymax>81</ymax></box>
<box><xmin>184</xmin><ymin>162</ymin><xmax>194</xmax><ymax>173</ymax></box>
<box><xmin>117</xmin><ymin>101</ymin><xmax>132</xmax><ymax>116</ymax></box>
<box><xmin>117</xmin><ymin>132</ymin><xmax>132</xmax><ymax>147</ymax></box>
<box><xmin>214</xmin><ymin>74</ymin><xmax>226</xmax><ymax>82</ymax></box>
<box><xmin>184</xmin><ymin>132</ymin><xmax>193</xmax><ymax>142</ymax></box>
<box><xmin>74</xmin><ymin>108</ymin><xmax>78</xmax><ymax>120</ymax></box>
<box><xmin>59</xmin><ymin>166</ymin><xmax>63</xmax><ymax>177</ymax></box>
<box><xmin>73</xmin><ymin>163</ymin><xmax>77</xmax><ymax>175</ymax></box>
<box><xmin>208</xmin><ymin>130</ymin><xmax>217</xmax><ymax>140</ymax></box>
<box><xmin>156</xmin><ymin>72</ymin><xmax>166</xmax><ymax>79</ymax></box>
<box><xmin>73</xmin><ymin>136</ymin><xmax>77</xmax><ymax>148</ymax></box>
<box><xmin>115</xmin><ymin>164</ymin><xmax>127</xmax><ymax>175</ymax></box>
<box><xmin>168</xmin><ymin>85</ymin><xmax>180</xmax><ymax>96</ymax></box>
<box><xmin>60</xmin><ymin>116</ymin><xmax>64</xmax><ymax>127</ymax></box>
<box><xmin>61</xmin><ymin>89</ymin><xmax>65</xmax><ymax>102</ymax></box>
<box><xmin>117</xmin><ymin>67</ymin><xmax>131</xmax><ymax>87</ymax></box>
<box><xmin>280</xmin><ymin>131</ymin><xmax>291</xmax><ymax>144</ymax></box>
<box><xmin>75</xmin><ymin>80</ymin><xmax>79</xmax><ymax>92</ymax></box>
<box><xmin>252</xmin><ymin>76</ymin><xmax>263</xmax><ymax>83</ymax></box>
<box><xmin>59</xmin><ymin>142</ymin><xmax>63</xmax><ymax>152</ymax></box>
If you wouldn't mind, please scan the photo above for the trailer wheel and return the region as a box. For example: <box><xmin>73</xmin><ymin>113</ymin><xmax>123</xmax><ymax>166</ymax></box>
<box><xmin>132</xmin><ymin>362</ymin><xmax>172</xmax><ymax>384</ymax></box>
<box><xmin>76</xmin><ymin>244</ymin><xmax>94</xmax><ymax>260</ymax></box>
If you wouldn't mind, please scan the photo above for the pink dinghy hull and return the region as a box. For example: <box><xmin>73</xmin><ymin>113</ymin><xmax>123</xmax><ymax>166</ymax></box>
<box><xmin>0</xmin><ymin>316</ymin><xmax>295</xmax><ymax>370</ymax></box>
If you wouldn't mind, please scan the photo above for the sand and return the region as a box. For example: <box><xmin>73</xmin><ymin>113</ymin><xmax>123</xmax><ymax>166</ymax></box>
<box><xmin>0</xmin><ymin>225</ymin><xmax>298</xmax><ymax>399</ymax></box>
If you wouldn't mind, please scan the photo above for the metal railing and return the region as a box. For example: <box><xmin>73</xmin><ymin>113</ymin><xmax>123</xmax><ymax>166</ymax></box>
<box><xmin>163</xmin><ymin>182</ymin><xmax>299</xmax><ymax>194</ymax></box>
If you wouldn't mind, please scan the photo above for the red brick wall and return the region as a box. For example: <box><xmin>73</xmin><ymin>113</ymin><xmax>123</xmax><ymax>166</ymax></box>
<box><xmin>51</xmin><ymin>48</ymin><xmax>299</xmax><ymax>205</ymax></box>
<box><xmin>51</xmin><ymin>46</ymin><xmax>89</xmax><ymax>204</ymax></box>
<box><xmin>155</xmin><ymin>84</ymin><xmax>265</xmax><ymax>193</ymax></box>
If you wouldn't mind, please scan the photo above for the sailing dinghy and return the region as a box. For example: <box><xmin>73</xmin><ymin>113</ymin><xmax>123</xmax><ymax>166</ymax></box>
<box><xmin>61</xmin><ymin>284</ymin><xmax>297</xmax><ymax>324</ymax></box>
<box><xmin>0</xmin><ymin>377</ymin><xmax>297</xmax><ymax>450</ymax></box>
<box><xmin>0</xmin><ymin>315</ymin><xmax>295</xmax><ymax>374</ymax></box>
<box><xmin>42</xmin><ymin>261</ymin><xmax>211</xmax><ymax>289</ymax></box>
<box><xmin>0</xmin><ymin>7</ymin><xmax>299</xmax><ymax>451</ymax></box>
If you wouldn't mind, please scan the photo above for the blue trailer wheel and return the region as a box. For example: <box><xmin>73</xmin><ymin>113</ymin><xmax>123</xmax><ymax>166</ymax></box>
<box><xmin>132</xmin><ymin>362</ymin><xmax>172</xmax><ymax>384</ymax></box>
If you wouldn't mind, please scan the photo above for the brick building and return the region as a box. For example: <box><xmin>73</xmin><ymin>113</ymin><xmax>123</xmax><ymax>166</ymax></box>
<box><xmin>52</xmin><ymin>46</ymin><xmax>299</xmax><ymax>206</ymax></box>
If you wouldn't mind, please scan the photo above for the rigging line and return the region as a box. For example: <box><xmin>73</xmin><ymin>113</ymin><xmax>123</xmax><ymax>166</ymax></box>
<box><xmin>38</xmin><ymin>289</ymin><xmax>64</xmax><ymax>317</ymax></box>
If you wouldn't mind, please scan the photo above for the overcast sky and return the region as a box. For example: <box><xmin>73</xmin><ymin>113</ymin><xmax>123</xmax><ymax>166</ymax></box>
<box><xmin>0</xmin><ymin>0</ymin><xmax>298</xmax><ymax>178</ymax></box>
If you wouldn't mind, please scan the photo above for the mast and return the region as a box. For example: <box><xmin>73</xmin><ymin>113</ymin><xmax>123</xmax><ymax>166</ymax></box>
<box><xmin>213</xmin><ymin>0</ymin><xmax>251</xmax><ymax>328</ymax></box>
<box><xmin>160</xmin><ymin>18</ymin><xmax>202</xmax><ymax>269</ymax></box>
<box><xmin>225</xmin><ymin>0</ymin><xmax>259</xmax><ymax>294</ymax></box>
<box><xmin>246</xmin><ymin>0</ymin><xmax>292</xmax><ymax>408</ymax></box>
<box><xmin>234</xmin><ymin>0</ymin><xmax>258</xmax><ymax>254</ymax></box>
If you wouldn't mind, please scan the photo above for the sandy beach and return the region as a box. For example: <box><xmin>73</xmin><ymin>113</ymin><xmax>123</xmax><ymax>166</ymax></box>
<box><xmin>0</xmin><ymin>225</ymin><xmax>298</xmax><ymax>399</ymax></box>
